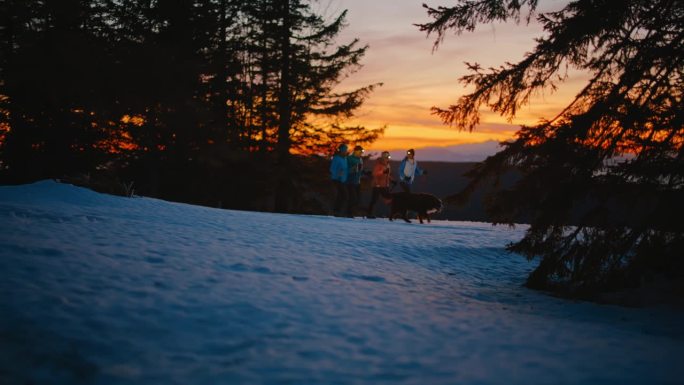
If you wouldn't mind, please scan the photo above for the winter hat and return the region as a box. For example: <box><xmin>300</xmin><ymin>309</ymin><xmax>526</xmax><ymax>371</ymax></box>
<box><xmin>381</xmin><ymin>151</ymin><xmax>391</xmax><ymax>158</ymax></box>
<box><xmin>338</xmin><ymin>144</ymin><xmax>348</xmax><ymax>152</ymax></box>
<box><xmin>353</xmin><ymin>145</ymin><xmax>364</xmax><ymax>152</ymax></box>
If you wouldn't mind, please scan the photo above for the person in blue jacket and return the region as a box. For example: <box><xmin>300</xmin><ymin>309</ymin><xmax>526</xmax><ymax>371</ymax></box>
<box><xmin>397</xmin><ymin>148</ymin><xmax>426</xmax><ymax>192</ymax></box>
<box><xmin>345</xmin><ymin>145</ymin><xmax>365</xmax><ymax>217</ymax></box>
<box><xmin>330</xmin><ymin>144</ymin><xmax>349</xmax><ymax>216</ymax></box>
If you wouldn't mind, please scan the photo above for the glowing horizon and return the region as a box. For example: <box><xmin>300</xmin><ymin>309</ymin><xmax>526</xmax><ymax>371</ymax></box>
<box><xmin>332</xmin><ymin>0</ymin><xmax>582</xmax><ymax>152</ymax></box>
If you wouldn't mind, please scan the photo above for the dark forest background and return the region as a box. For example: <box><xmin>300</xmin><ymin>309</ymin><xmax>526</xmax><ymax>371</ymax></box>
<box><xmin>0</xmin><ymin>0</ymin><xmax>384</xmax><ymax>213</ymax></box>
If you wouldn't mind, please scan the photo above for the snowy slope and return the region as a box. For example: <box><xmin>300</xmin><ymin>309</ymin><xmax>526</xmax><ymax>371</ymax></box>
<box><xmin>0</xmin><ymin>180</ymin><xmax>682</xmax><ymax>385</ymax></box>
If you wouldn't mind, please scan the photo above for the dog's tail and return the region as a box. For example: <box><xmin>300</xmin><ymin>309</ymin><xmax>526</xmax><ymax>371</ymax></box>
<box><xmin>426</xmin><ymin>197</ymin><xmax>444</xmax><ymax>215</ymax></box>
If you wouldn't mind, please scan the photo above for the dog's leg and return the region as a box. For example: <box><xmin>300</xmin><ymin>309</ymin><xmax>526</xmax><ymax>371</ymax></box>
<box><xmin>402</xmin><ymin>210</ymin><xmax>411</xmax><ymax>223</ymax></box>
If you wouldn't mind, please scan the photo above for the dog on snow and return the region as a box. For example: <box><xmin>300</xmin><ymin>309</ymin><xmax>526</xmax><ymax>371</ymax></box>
<box><xmin>380</xmin><ymin>191</ymin><xmax>443</xmax><ymax>224</ymax></box>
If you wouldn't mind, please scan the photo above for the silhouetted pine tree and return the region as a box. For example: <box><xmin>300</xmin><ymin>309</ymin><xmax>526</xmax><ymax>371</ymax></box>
<box><xmin>0</xmin><ymin>0</ymin><xmax>120</xmax><ymax>181</ymax></box>
<box><xmin>228</xmin><ymin>0</ymin><xmax>382</xmax><ymax>212</ymax></box>
<box><xmin>419</xmin><ymin>0</ymin><xmax>684</xmax><ymax>294</ymax></box>
<box><xmin>224</xmin><ymin>0</ymin><xmax>383</xmax><ymax>156</ymax></box>
<box><xmin>218</xmin><ymin>0</ymin><xmax>279</xmax><ymax>151</ymax></box>
<box><xmin>277</xmin><ymin>1</ymin><xmax>382</xmax><ymax>156</ymax></box>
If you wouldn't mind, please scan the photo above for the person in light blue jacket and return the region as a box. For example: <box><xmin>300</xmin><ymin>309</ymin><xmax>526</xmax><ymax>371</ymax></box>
<box><xmin>397</xmin><ymin>148</ymin><xmax>426</xmax><ymax>193</ymax></box>
<box><xmin>330</xmin><ymin>144</ymin><xmax>349</xmax><ymax>216</ymax></box>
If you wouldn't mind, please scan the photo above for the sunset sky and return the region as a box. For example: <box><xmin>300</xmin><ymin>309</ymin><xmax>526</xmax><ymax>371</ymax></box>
<box><xmin>329</xmin><ymin>0</ymin><xmax>583</xmax><ymax>152</ymax></box>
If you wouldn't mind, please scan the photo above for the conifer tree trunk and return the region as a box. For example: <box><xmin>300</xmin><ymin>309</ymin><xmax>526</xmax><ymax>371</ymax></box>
<box><xmin>217</xmin><ymin>0</ymin><xmax>229</xmax><ymax>145</ymax></box>
<box><xmin>259</xmin><ymin>59</ymin><xmax>269</xmax><ymax>153</ymax></box>
<box><xmin>276</xmin><ymin>0</ymin><xmax>291</xmax><ymax>162</ymax></box>
<box><xmin>274</xmin><ymin>0</ymin><xmax>292</xmax><ymax>213</ymax></box>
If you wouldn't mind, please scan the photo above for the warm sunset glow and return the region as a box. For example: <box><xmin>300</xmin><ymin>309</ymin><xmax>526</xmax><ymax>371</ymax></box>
<box><xmin>335</xmin><ymin>0</ymin><xmax>580</xmax><ymax>153</ymax></box>
<box><xmin>0</xmin><ymin>95</ymin><xmax>9</xmax><ymax>146</ymax></box>
<box><xmin>120</xmin><ymin>114</ymin><xmax>145</xmax><ymax>126</ymax></box>
<box><xmin>95</xmin><ymin>117</ymin><xmax>142</xmax><ymax>154</ymax></box>
<box><xmin>573</xmin><ymin>119</ymin><xmax>684</xmax><ymax>155</ymax></box>
<box><xmin>97</xmin><ymin>129</ymin><xmax>139</xmax><ymax>154</ymax></box>
<box><xmin>0</xmin><ymin>122</ymin><xmax>10</xmax><ymax>146</ymax></box>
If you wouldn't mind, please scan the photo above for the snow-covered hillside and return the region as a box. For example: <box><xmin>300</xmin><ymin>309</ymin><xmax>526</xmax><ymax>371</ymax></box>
<box><xmin>1</xmin><ymin>181</ymin><xmax>682</xmax><ymax>385</ymax></box>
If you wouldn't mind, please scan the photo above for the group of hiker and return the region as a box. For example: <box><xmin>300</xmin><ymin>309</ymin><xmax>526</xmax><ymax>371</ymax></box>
<box><xmin>329</xmin><ymin>144</ymin><xmax>426</xmax><ymax>218</ymax></box>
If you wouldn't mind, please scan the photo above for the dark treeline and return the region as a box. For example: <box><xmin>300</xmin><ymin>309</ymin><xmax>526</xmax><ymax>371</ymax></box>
<box><xmin>0</xmin><ymin>0</ymin><xmax>383</xmax><ymax>212</ymax></box>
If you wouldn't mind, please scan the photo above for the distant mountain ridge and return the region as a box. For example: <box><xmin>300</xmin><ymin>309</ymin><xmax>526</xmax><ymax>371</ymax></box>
<box><xmin>381</xmin><ymin>140</ymin><xmax>502</xmax><ymax>162</ymax></box>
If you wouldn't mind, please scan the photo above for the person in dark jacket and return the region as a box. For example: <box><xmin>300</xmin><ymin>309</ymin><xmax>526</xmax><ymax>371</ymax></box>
<box><xmin>367</xmin><ymin>151</ymin><xmax>392</xmax><ymax>218</ymax></box>
<box><xmin>329</xmin><ymin>144</ymin><xmax>349</xmax><ymax>216</ymax></box>
<box><xmin>397</xmin><ymin>148</ymin><xmax>426</xmax><ymax>193</ymax></box>
<box><xmin>345</xmin><ymin>145</ymin><xmax>364</xmax><ymax>217</ymax></box>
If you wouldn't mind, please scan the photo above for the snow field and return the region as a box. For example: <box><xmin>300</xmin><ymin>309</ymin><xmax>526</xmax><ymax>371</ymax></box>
<box><xmin>0</xmin><ymin>180</ymin><xmax>682</xmax><ymax>385</ymax></box>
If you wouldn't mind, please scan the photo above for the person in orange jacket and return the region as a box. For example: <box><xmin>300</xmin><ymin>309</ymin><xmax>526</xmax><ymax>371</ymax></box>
<box><xmin>366</xmin><ymin>151</ymin><xmax>393</xmax><ymax>218</ymax></box>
